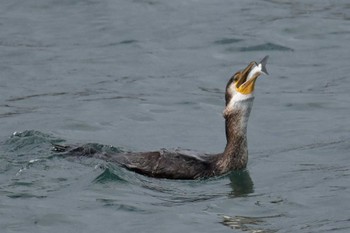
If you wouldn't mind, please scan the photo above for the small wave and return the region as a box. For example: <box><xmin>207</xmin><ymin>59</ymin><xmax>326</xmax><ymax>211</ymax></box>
<box><xmin>253</xmin><ymin>137</ymin><xmax>349</xmax><ymax>158</ymax></box>
<box><xmin>231</xmin><ymin>42</ymin><xmax>294</xmax><ymax>52</ymax></box>
<box><xmin>6</xmin><ymin>92</ymin><xmax>68</xmax><ymax>102</ymax></box>
<box><xmin>214</xmin><ymin>38</ymin><xmax>243</xmax><ymax>45</ymax></box>
<box><xmin>0</xmin><ymin>105</ymin><xmax>36</xmax><ymax>119</ymax></box>
<box><xmin>119</xmin><ymin>39</ymin><xmax>138</xmax><ymax>44</ymax></box>
<box><xmin>221</xmin><ymin>214</ymin><xmax>280</xmax><ymax>233</ymax></box>
<box><xmin>93</xmin><ymin>165</ymin><xmax>129</xmax><ymax>184</ymax></box>
<box><xmin>4</xmin><ymin>130</ymin><xmax>64</xmax><ymax>153</ymax></box>
<box><xmin>96</xmin><ymin>198</ymin><xmax>149</xmax><ymax>213</ymax></box>
<box><xmin>6</xmin><ymin>193</ymin><xmax>47</xmax><ymax>199</ymax></box>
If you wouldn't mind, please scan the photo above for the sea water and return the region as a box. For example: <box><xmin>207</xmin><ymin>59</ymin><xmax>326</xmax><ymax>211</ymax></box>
<box><xmin>1</xmin><ymin>0</ymin><xmax>349</xmax><ymax>232</ymax></box>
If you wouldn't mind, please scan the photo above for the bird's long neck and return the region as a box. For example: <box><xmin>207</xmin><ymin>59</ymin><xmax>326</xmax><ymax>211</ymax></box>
<box><xmin>216</xmin><ymin>98</ymin><xmax>254</xmax><ymax>173</ymax></box>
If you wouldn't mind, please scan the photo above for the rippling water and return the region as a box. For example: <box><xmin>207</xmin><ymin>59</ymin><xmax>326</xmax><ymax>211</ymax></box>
<box><xmin>1</xmin><ymin>0</ymin><xmax>350</xmax><ymax>232</ymax></box>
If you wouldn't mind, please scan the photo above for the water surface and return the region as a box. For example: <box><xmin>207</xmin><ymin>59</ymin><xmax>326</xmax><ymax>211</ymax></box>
<box><xmin>1</xmin><ymin>0</ymin><xmax>350</xmax><ymax>232</ymax></box>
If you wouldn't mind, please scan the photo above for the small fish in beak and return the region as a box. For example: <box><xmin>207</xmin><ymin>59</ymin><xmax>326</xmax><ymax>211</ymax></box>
<box><xmin>246</xmin><ymin>55</ymin><xmax>269</xmax><ymax>81</ymax></box>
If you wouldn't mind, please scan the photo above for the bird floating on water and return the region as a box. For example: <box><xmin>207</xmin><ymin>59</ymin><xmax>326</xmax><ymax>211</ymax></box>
<box><xmin>54</xmin><ymin>56</ymin><xmax>269</xmax><ymax>179</ymax></box>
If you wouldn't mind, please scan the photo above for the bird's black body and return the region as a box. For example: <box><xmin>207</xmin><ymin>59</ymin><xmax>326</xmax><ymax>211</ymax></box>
<box><xmin>55</xmin><ymin>145</ymin><xmax>222</xmax><ymax>179</ymax></box>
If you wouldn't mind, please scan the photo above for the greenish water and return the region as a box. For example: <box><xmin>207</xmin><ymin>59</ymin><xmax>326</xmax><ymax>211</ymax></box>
<box><xmin>1</xmin><ymin>0</ymin><xmax>350</xmax><ymax>232</ymax></box>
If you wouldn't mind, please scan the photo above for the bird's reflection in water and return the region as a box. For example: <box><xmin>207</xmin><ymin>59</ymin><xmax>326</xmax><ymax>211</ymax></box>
<box><xmin>223</xmin><ymin>170</ymin><xmax>278</xmax><ymax>233</ymax></box>
<box><xmin>228</xmin><ymin>169</ymin><xmax>254</xmax><ymax>198</ymax></box>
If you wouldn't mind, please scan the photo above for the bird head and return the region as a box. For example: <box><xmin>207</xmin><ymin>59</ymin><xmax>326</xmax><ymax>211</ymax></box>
<box><xmin>225</xmin><ymin>57</ymin><xmax>268</xmax><ymax>106</ymax></box>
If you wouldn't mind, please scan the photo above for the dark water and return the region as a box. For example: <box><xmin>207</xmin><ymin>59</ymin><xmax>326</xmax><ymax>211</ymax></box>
<box><xmin>1</xmin><ymin>0</ymin><xmax>350</xmax><ymax>232</ymax></box>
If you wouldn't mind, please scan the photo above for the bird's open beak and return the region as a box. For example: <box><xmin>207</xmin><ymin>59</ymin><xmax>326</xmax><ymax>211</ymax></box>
<box><xmin>235</xmin><ymin>62</ymin><xmax>261</xmax><ymax>95</ymax></box>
